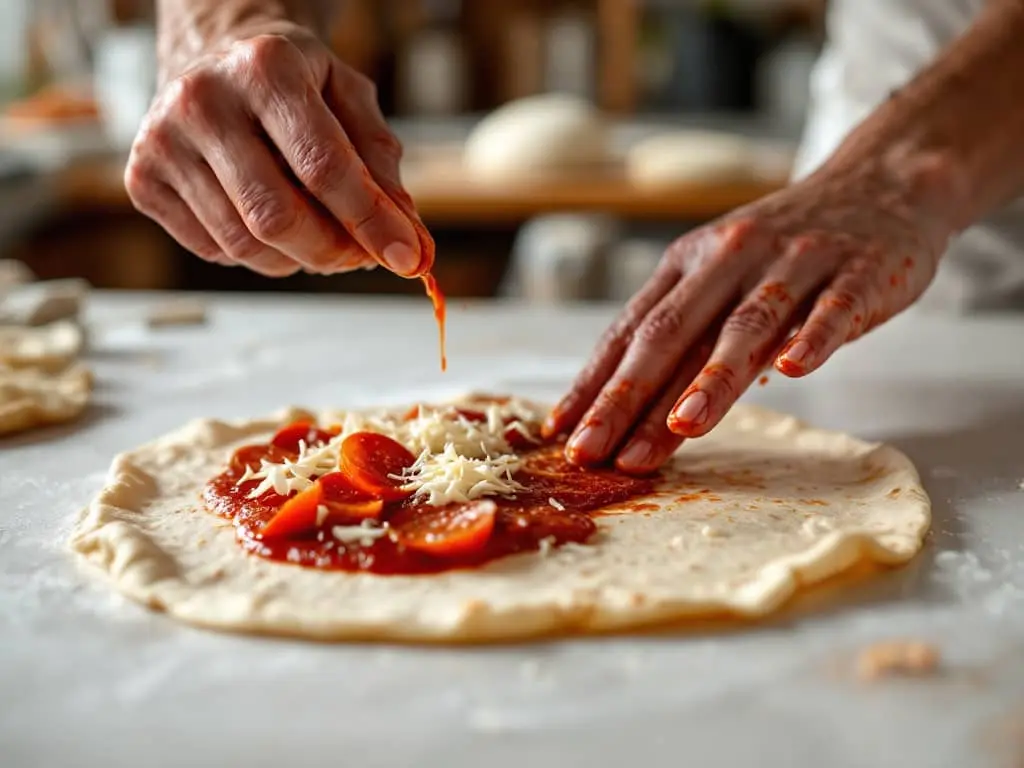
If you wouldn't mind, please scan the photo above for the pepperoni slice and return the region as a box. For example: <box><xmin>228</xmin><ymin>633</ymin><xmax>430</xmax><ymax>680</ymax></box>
<box><xmin>339</xmin><ymin>432</ymin><xmax>417</xmax><ymax>501</ymax></box>
<box><xmin>271</xmin><ymin>421</ymin><xmax>334</xmax><ymax>453</ymax></box>
<box><xmin>230</xmin><ymin>444</ymin><xmax>289</xmax><ymax>473</ymax></box>
<box><xmin>397</xmin><ymin>500</ymin><xmax>497</xmax><ymax>557</ymax></box>
<box><xmin>260</xmin><ymin>483</ymin><xmax>324</xmax><ymax>540</ymax></box>
<box><xmin>319</xmin><ymin>472</ymin><xmax>385</xmax><ymax>520</ymax></box>
<box><xmin>503</xmin><ymin>424</ymin><xmax>536</xmax><ymax>450</ymax></box>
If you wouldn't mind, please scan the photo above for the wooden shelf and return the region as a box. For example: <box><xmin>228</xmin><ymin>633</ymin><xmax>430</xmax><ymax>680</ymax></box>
<box><xmin>52</xmin><ymin>154</ymin><xmax>786</xmax><ymax>226</ymax></box>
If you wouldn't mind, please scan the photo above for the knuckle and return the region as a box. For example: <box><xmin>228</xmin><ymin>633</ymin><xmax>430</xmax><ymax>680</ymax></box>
<box><xmin>722</xmin><ymin>301</ymin><xmax>779</xmax><ymax>338</ymax></box>
<box><xmin>220</xmin><ymin>225</ymin><xmax>264</xmax><ymax>262</ymax></box>
<box><xmin>123</xmin><ymin>159</ymin><xmax>157</xmax><ymax>212</ymax></box>
<box><xmin>165</xmin><ymin>70</ymin><xmax>220</xmax><ymax>119</ymax></box>
<box><xmin>238</xmin><ymin>34</ymin><xmax>296</xmax><ymax>72</ymax></box>
<box><xmin>787</xmin><ymin>233</ymin><xmax>826</xmax><ymax>256</ymax></box>
<box><xmin>237</xmin><ymin>188</ymin><xmax>300</xmax><ymax>242</ymax></box>
<box><xmin>635</xmin><ymin>307</ymin><xmax>685</xmax><ymax>346</ymax></box>
<box><xmin>294</xmin><ymin>137</ymin><xmax>348</xmax><ymax>195</ymax></box>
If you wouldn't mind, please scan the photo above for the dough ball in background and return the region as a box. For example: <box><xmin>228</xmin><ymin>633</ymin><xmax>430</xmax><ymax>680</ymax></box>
<box><xmin>625</xmin><ymin>131</ymin><xmax>794</xmax><ymax>189</ymax></box>
<box><xmin>625</xmin><ymin>131</ymin><xmax>757</xmax><ymax>187</ymax></box>
<box><xmin>462</xmin><ymin>93</ymin><xmax>613</xmax><ymax>180</ymax></box>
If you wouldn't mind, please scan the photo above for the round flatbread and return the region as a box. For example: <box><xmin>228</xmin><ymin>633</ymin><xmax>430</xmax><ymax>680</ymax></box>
<box><xmin>68</xmin><ymin>400</ymin><xmax>930</xmax><ymax>642</ymax></box>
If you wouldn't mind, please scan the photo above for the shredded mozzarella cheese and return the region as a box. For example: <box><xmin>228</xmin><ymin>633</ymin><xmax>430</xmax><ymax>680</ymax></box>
<box><xmin>238</xmin><ymin>399</ymin><xmax>542</xmax><ymax>506</ymax></box>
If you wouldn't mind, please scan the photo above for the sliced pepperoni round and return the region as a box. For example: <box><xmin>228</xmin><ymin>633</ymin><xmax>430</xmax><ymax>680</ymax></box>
<box><xmin>339</xmin><ymin>432</ymin><xmax>417</xmax><ymax>501</ymax></box>
<box><xmin>396</xmin><ymin>500</ymin><xmax>497</xmax><ymax>558</ymax></box>
<box><xmin>260</xmin><ymin>483</ymin><xmax>324</xmax><ymax>540</ymax></box>
<box><xmin>271</xmin><ymin>421</ymin><xmax>334</xmax><ymax>453</ymax></box>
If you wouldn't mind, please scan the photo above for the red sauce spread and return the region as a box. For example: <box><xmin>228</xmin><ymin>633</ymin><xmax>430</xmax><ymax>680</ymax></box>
<box><xmin>203</xmin><ymin>438</ymin><xmax>656</xmax><ymax>576</ymax></box>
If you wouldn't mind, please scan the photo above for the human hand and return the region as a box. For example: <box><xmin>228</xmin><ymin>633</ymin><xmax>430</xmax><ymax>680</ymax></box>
<box><xmin>125</xmin><ymin>24</ymin><xmax>431</xmax><ymax>278</ymax></box>
<box><xmin>545</xmin><ymin>164</ymin><xmax>952</xmax><ymax>473</ymax></box>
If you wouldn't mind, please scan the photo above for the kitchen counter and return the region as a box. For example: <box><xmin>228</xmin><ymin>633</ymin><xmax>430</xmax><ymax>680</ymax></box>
<box><xmin>3</xmin><ymin>292</ymin><xmax>1024</xmax><ymax>768</ymax></box>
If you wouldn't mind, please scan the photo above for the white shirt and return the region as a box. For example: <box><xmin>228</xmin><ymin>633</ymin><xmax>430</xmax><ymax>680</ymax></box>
<box><xmin>792</xmin><ymin>0</ymin><xmax>1024</xmax><ymax>311</ymax></box>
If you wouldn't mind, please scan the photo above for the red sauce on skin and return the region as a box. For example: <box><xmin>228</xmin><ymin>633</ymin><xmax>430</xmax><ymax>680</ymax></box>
<box><xmin>204</xmin><ymin>441</ymin><xmax>656</xmax><ymax>575</ymax></box>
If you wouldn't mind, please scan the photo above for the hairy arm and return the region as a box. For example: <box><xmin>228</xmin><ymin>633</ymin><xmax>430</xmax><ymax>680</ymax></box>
<box><xmin>155</xmin><ymin>0</ymin><xmax>338</xmax><ymax>82</ymax></box>
<box><xmin>822</xmin><ymin>0</ymin><xmax>1024</xmax><ymax>240</ymax></box>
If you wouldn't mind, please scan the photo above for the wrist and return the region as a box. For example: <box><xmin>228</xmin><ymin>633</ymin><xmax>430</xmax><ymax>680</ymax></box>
<box><xmin>816</xmin><ymin>136</ymin><xmax>967</xmax><ymax>255</ymax></box>
<box><xmin>156</xmin><ymin>2</ymin><xmax>316</xmax><ymax>84</ymax></box>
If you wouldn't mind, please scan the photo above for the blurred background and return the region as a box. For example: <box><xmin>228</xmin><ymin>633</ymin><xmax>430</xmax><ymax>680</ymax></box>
<box><xmin>0</xmin><ymin>0</ymin><xmax>824</xmax><ymax>303</ymax></box>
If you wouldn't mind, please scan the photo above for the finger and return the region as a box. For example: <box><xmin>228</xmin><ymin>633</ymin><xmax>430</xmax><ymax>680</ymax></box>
<box><xmin>543</xmin><ymin>260</ymin><xmax>681</xmax><ymax>440</ymax></box>
<box><xmin>775</xmin><ymin>267</ymin><xmax>877</xmax><ymax>377</ymax></box>
<box><xmin>239</xmin><ymin>38</ymin><xmax>423</xmax><ymax>276</ymax></box>
<box><xmin>565</xmin><ymin>225</ymin><xmax>753</xmax><ymax>465</ymax></box>
<box><xmin>614</xmin><ymin>329</ymin><xmax>718</xmax><ymax>475</ymax></box>
<box><xmin>196</xmin><ymin>123</ymin><xmax>372</xmax><ymax>273</ymax></box>
<box><xmin>325</xmin><ymin>66</ymin><xmax>436</xmax><ymax>274</ymax></box>
<box><xmin>666</xmin><ymin>239</ymin><xmax>838</xmax><ymax>437</ymax></box>
<box><xmin>125</xmin><ymin>169</ymin><xmax>231</xmax><ymax>265</ymax></box>
<box><xmin>326</xmin><ymin>65</ymin><xmax>412</xmax><ymax>213</ymax></box>
<box><xmin>168</xmin><ymin>158</ymin><xmax>301</xmax><ymax>278</ymax></box>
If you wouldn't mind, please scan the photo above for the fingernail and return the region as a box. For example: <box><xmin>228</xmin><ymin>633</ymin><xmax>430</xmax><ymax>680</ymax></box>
<box><xmin>541</xmin><ymin>414</ymin><xmax>559</xmax><ymax>439</ymax></box>
<box><xmin>567</xmin><ymin>425</ymin><xmax>611</xmax><ymax>463</ymax></box>
<box><xmin>617</xmin><ymin>440</ymin><xmax>655</xmax><ymax>470</ymax></box>
<box><xmin>781</xmin><ymin>340</ymin><xmax>810</xmax><ymax>366</ymax></box>
<box><xmin>670</xmin><ymin>391</ymin><xmax>709</xmax><ymax>428</ymax></box>
<box><xmin>382</xmin><ymin>242</ymin><xmax>419</xmax><ymax>275</ymax></box>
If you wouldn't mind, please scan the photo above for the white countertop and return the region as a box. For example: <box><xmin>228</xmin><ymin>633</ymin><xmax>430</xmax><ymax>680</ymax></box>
<box><xmin>3</xmin><ymin>291</ymin><xmax>1024</xmax><ymax>768</ymax></box>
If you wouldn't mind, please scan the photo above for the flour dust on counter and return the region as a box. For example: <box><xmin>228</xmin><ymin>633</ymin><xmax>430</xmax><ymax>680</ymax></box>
<box><xmin>68</xmin><ymin>394</ymin><xmax>931</xmax><ymax>643</ymax></box>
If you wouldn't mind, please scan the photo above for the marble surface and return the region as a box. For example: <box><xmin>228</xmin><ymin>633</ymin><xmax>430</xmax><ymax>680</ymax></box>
<box><xmin>3</xmin><ymin>291</ymin><xmax>1024</xmax><ymax>768</ymax></box>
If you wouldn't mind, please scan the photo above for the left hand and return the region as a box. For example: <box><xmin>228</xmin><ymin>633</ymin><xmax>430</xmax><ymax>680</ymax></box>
<box><xmin>543</xmin><ymin>163</ymin><xmax>953</xmax><ymax>473</ymax></box>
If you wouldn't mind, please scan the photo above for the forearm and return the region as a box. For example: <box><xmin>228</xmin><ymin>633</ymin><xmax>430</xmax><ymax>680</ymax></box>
<box><xmin>156</xmin><ymin>0</ymin><xmax>334</xmax><ymax>82</ymax></box>
<box><xmin>821</xmin><ymin>0</ymin><xmax>1024</xmax><ymax>238</ymax></box>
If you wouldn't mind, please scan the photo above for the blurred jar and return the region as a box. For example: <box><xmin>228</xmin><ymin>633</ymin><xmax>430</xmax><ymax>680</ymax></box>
<box><xmin>93</xmin><ymin>24</ymin><xmax>156</xmax><ymax>149</ymax></box>
<box><xmin>509</xmin><ymin>214</ymin><xmax>619</xmax><ymax>303</ymax></box>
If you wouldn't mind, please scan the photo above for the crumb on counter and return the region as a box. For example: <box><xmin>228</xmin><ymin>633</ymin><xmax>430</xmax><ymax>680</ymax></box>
<box><xmin>856</xmin><ymin>639</ymin><xmax>941</xmax><ymax>680</ymax></box>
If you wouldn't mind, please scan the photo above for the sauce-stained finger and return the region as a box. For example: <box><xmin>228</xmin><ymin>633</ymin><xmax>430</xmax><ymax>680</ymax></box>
<box><xmin>233</xmin><ymin>36</ymin><xmax>422</xmax><ymax>276</ymax></box>
<box><xmin>197</xmin><ymin>124</ymin><xmax>363</xmax><ymax>272</ymax></box>
<box><xmin>564</xmin><ymin>226</ymin><xmax>754</xmax><ymax>465</ymax></box>
<box><xmin>544</xmin><ymin>261</ymin><xmax>681</xmax><ymax>441</ymax></box>
<box><xmin>667</xmin><ymin>240</ymin><xmax>838</xmax><ymax>436</ymax></box>
<box><xmin>614</xmin><ymin>329</ymin><xmax>718</xmax><ymax>474</ymax></box>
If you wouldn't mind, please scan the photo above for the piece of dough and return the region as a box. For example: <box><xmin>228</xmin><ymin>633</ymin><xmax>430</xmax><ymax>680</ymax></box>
<box><xmin>0</xmin><ymin>259</ymin><xmax>35</xmax><ymax>292</ymax></box>
<box><xmin>0</xmin><ymin>278</ymin><xmax>89</xmax><ymax>326</ymax></box>
<box><xmin>626</xmin><ymin>131</ymin><xmax>758</xmax><ymax>187</ymax></box>
<box><xmin>68</xmin><ymin>402</ymin><xmax>930</xmax><ymax>643</ymax></box>
<box><xmin>146</xmin><ymin>297</ymin><xmax>208</xmax><ymax>328</ymax></box>
<box><xmin>0</xmin><ymin>321</ymin><xmax>84</xmax><ymax>372</ymax></box>
<box><xmin>0</xmin><ymin>363</ymin><xmax>92</xmax><ymax>436</ymax></box>
<box><xmin>463</xmin><ymin>94</ymin><xmax>612</xmax><ymax>180</ymax></box>
<box><xmin>857</xmin><ymin>640</ymin><xmax>941</xmax><ymax>680</ymax></box>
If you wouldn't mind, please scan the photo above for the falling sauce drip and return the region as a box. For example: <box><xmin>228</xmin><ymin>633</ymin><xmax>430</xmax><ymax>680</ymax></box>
<box><xmin>421</xmin><ymin>273</ymin><xmax>447</xmax><ymax>372</ymax></box>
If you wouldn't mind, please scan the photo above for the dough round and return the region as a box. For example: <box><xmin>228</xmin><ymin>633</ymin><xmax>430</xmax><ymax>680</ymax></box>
<box><xmin>626</xmin><ymin>130</ymin><xmax>757</xmax><ymax>187</ymax></box>
<box><xmin>68</xmin><ymin>402</ymin><xmax>930</xmax><ymax>643</ymax></box>
<box><xmin>463</xmin><ymin>94</ymin><xmax>612</xmax><ymax>180</ymax></box>
<box><xmin>0</xmin><ymin>363</ymin><xmax>92</xmax><ymax>436</ymax></box>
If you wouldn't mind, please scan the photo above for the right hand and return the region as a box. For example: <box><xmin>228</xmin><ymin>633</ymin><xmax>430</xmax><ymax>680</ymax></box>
<box><xmin>125</xmin><ymin>24</ymin><xmax>431</xmax><ymax>278</ymax></box>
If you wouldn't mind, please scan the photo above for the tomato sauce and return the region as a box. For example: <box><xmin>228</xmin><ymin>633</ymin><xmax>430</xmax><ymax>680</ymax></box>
<box><xmin>203</xmin><ymin>440</ymin><xmax>656</xmax><ymax>576</ymax></box>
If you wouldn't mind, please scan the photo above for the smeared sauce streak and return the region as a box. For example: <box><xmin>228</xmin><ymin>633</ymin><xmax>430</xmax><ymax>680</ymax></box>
<box><xmin>204</xmin><ymin>442</ymin><xmax>656</xmax><ymax>576</ymax></box>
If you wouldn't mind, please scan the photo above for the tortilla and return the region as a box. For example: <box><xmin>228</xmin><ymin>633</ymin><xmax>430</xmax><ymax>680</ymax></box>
<box><xmin>68</xmin><ymin>400</ymin><xmax>930</xmax><ymax>642</ymax></box>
